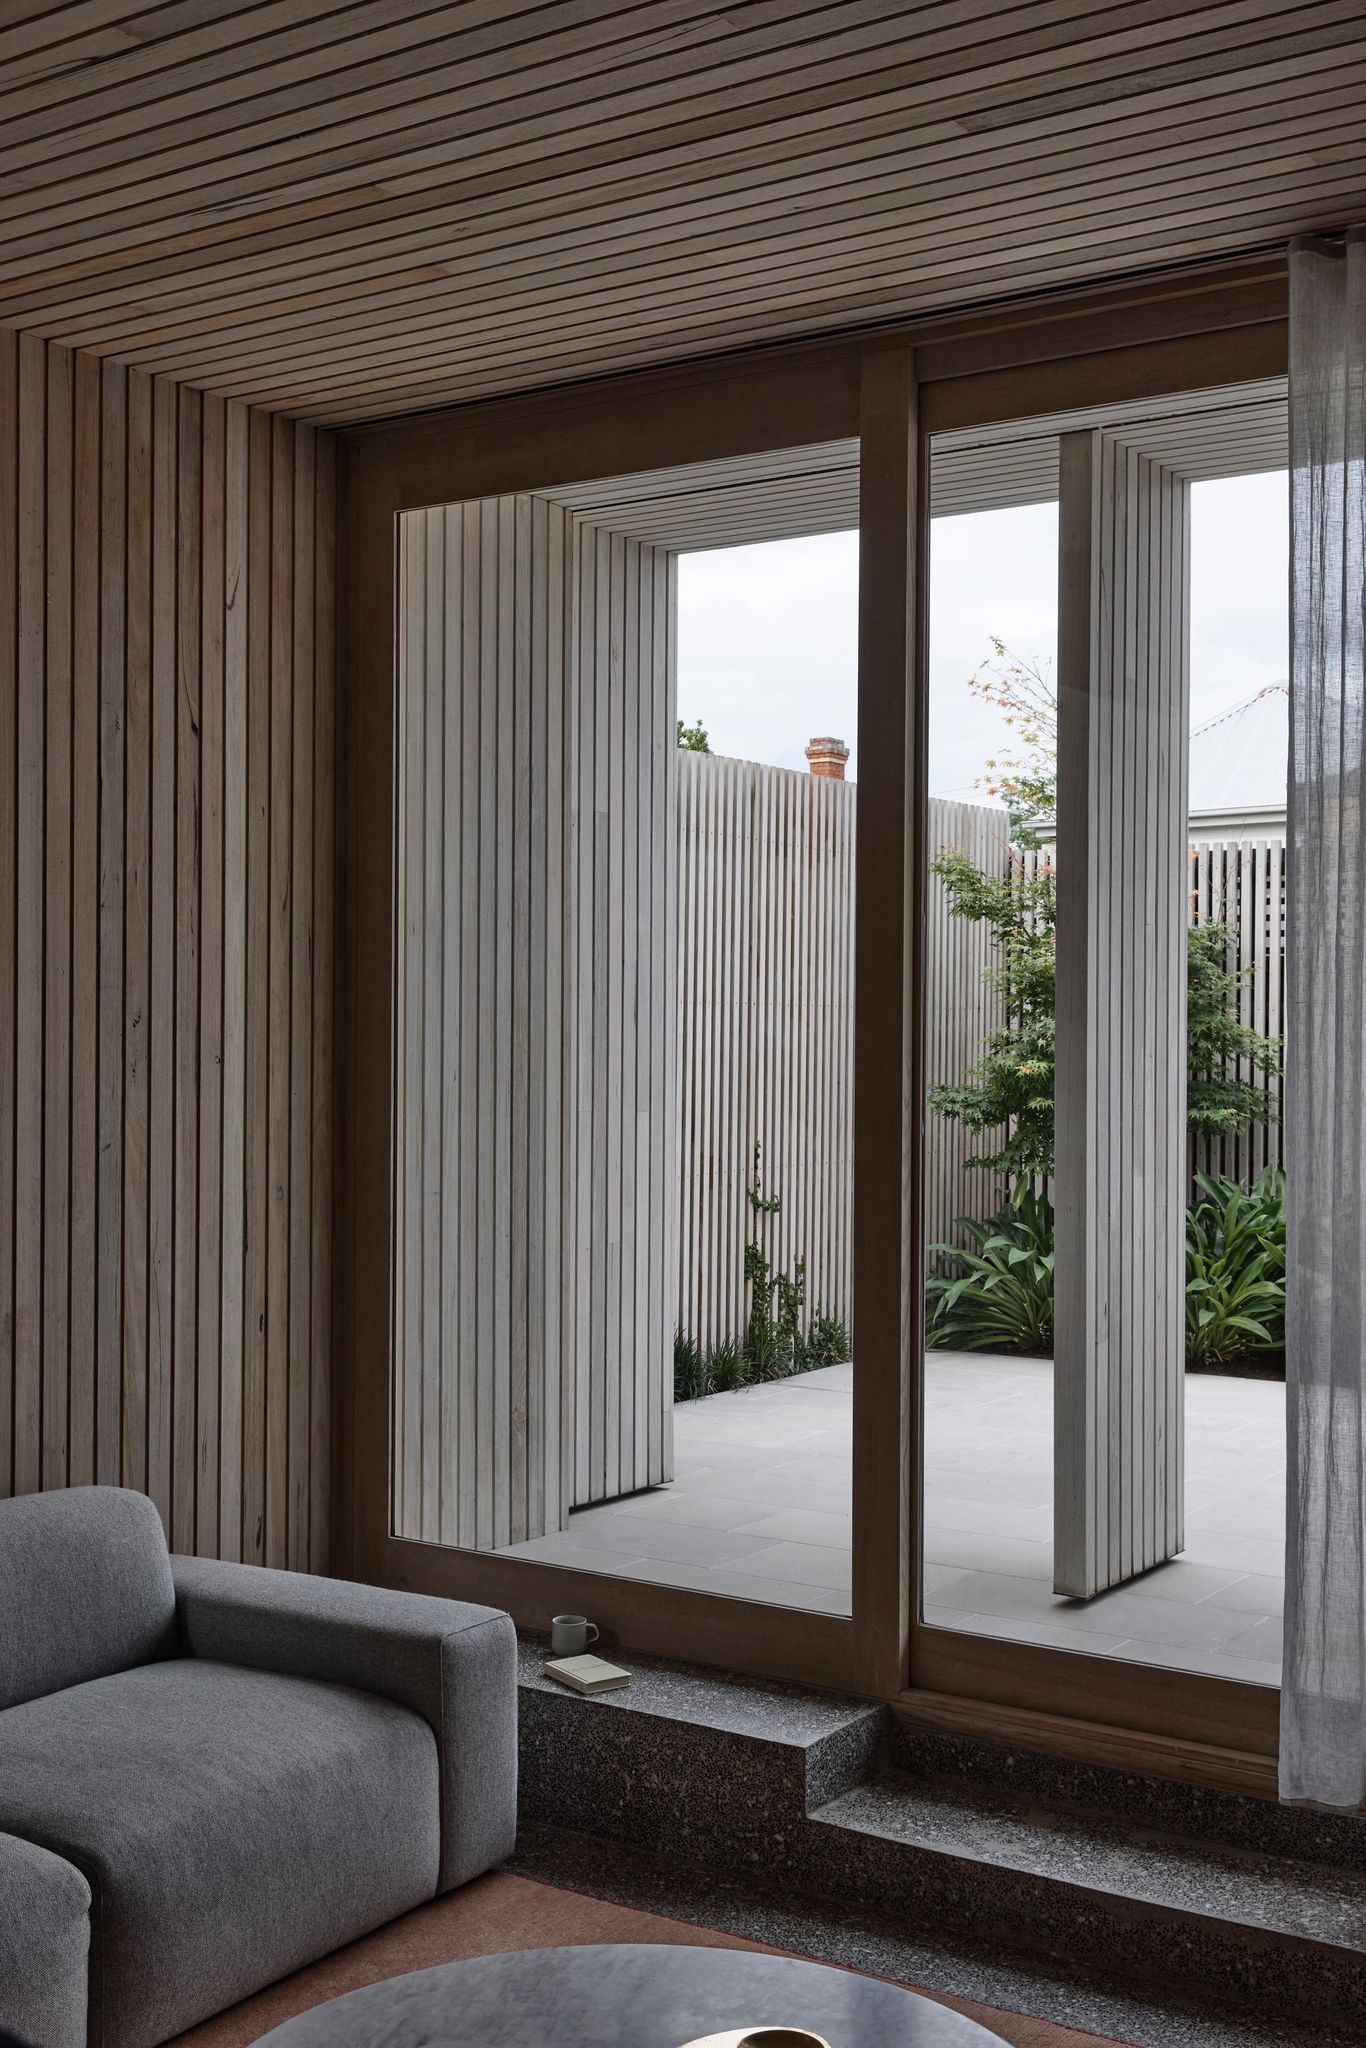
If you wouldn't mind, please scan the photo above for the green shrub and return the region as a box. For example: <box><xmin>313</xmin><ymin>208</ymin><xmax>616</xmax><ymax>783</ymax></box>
<box><xmin>676</xmin><ymin>1144</ymin><xmax>854</xmax><ymax>1401</ymax></box>
<box><xmin>707</xmin><ymin>1338</ymin><xmax>747</xmax><ymax>1393</ymax></box>
<box><xmin>673</xmin><ymin>1329</ymin><xmax>710</xmax><ymax>1403</ymax></box>
<box><xmin>807</xmin><ymin>1313</ymin><xmax>851</xmax><ymax>1367</ymax></box>
<box><xmin>744</xmin><ymin>1322</ymin><xmax>786</xmax><ymax>1384</ymax></box>
<box><xmin>673</xmin><ymin>1310</ymin><xmax>852</xmax><ymax>1405</ymax></box>
<box><xmin>928</xmin><ymin>848</ymin><xmax>1281</xmax><ymax>1181</ymax></box>
<box><xmin>926</xmin><ymin>1184</ymin><xmax>1055</xmax><ymax>1354</ymax></box>
<box><xmin>1185</xmin><ymin>1165</ymin><xmax>1285</xmax><ymax>1366</ymax></box>
<box><xmin>926</xmin><ymin>1167</ymin><xmax>1286</xmax><ymax>1367</ymax></box>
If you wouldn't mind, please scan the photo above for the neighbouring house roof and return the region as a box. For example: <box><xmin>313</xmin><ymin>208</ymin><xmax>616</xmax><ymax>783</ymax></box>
<box><xmin>1187</xmin><ymin>682</ymin><xmax>1288</xmax><ymax>833</ymax></box>
<box><xmin>1021</xmin><ymin>681</ymin><xmax>1289</xmax><ymax>846</ymax></box>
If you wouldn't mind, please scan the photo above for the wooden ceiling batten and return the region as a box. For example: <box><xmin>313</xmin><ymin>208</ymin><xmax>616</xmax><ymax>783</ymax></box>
<box><xmin>101</xmin><ymin>159</ymin><xmax>1349</xmax><ymax>401</ymax></box>
<box><xmin>55</xmin><ymin>112</ymin><xmax>1362</xmax><ymax>366</ymax></box>
<box><xmin>10</xmin><ymin>3</ymin><xmax>1357</xmax><ymax>256</ymax></box>
<box><xmin>3</xmin><ymin>47</ymin><xmax>1353</xmax><ymax>324</ymax></box>
<box><xmin>0</xmin><ymin>0</ymin><xmax>1356</xmax><ymax>422</ymax></box>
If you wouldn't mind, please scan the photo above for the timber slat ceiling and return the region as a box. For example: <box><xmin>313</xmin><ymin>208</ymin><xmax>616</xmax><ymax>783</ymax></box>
<box><xmin>1</xmin><ymin>1</ymin><xmax>1361</xmax><ymax>423</ymax></box>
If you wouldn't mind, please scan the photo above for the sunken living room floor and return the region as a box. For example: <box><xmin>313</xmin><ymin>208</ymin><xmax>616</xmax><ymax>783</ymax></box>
<box><xmin>168</xmin><ymin>1869</ymin><xmax>1118</xmax><ymax>2048</ymax></box>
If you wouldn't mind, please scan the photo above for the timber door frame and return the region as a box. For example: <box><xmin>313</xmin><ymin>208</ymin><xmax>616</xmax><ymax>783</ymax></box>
<box><xmin>905</xmin><ymin>272</ymin><xmax>1286</xmax><ymax>1765</ymax></box>
<box><xmin>336</xmin><ymin>342</ymin><xmax>876</xmax><ymax>1694</ymax></box>
<box><xmin>335</xmin><ymin>252</ymin><xmax>1288</xmax><ymax>1756</ymax></box>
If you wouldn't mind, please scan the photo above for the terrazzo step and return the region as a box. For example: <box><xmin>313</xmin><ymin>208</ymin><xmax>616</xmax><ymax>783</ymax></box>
<box><xmin>516</xmin><ymin>1636</ymin><xmax>883</xmax><ymax>1861</ymax></box>
<box><xmin>807</xmin><ymin>1764</ymin><xmax>1366</xmax><ymax>2030</ymax></box>
<box><xmin>514</xmin><ymin>1634</ymin><xmax>1366</xmax><ymax>2029</ymax></box>
<box><xmin>889</xmin><ymin>1716</ymin><xmax>1366</xmax><ymax>1874</ymax></box>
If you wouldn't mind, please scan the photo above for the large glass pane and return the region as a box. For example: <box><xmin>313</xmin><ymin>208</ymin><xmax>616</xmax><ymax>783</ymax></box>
<box><xmin>389</xmin><ymin>444</ymin><xmax>858</xmax><ymax>1615</ymax></box>
<box><xmin>920</xmin><ymin>382</ymin><xmax>1288</xmax><ymax>1684</ymax></box>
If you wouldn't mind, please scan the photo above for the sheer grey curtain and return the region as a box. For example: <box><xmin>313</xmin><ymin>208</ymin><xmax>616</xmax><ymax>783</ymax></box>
<box><xmin>1282</xmin><ymin>229</ymin><xmax>1366</xmax><ymax>1807</ymax></box>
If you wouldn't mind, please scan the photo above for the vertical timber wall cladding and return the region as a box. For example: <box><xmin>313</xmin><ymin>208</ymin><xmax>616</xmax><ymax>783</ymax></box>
<box><xmin>394</xmin><ymin>497</ymin><xmax>675</xmax><ymax>1549</ymax></box>
<box><xmin>1054</xmin><ymin>429</ymin><xmax>1190</xmax><ymax>1602</ymax></box>
<box><xmin>0</xmin><ymin>331</ymin><xmax>335</xmax><ymax>1570</ymax></box>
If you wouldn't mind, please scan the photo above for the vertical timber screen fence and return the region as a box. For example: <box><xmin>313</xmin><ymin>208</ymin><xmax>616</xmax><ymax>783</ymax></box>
<box><xmin>675</xmin><ymin>751</ymin><xmax>856</xmax><ymax>1351</ymax></box>
<box><xmin>674</xmin><ymin>753</ymin><xmax>1285</xmax><ymax>1353</ymax></box>
<box><xmin>674</xmin><ymin>759</ymin><xmax>1016</xmax><ymax>1348</ymax></box>
<box><xmin>1188</xmin><ymin>838</ymin><xmax>1285</xmax><ymax>1184</ymax></box>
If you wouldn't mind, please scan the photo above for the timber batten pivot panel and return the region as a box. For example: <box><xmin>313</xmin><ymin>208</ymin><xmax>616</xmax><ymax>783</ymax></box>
<box><xmin>393</xmin><ymin>496</ymin><xmax>676</xmax><ymax>1550</ymax></box>
<box><xmin>1054</xmin><ymin>429</ymin><xmax>1190</xmax><ymax>1602</ymax></box>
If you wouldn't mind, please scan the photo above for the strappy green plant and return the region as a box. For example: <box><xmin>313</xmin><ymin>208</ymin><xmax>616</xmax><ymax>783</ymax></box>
<box><xmin>673</xmin><ymin>1329</ymin><xmax>709</xmax><ymax>1403</ymax></box>
<box><xmin>1184</xmin><ymin>1165</ymin><xmax>1285</xmax><ymax>1365</ymax></box>
<box><xmin>706</xmin><ymin>1337</ymin><xmax>747</xmax><ymax>1393</ymax></box>
<box><xmin>925</xmin><ymin>1183</ymin><xmax>1055</xmax><ymax>1354</ymax></box>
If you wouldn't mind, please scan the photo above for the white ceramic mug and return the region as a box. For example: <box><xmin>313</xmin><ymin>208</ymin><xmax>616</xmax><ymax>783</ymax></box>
<box><xmin>550</xmin><ymin>1613</ymin><xmax>600</xmax><ymax>1656</ymax></box>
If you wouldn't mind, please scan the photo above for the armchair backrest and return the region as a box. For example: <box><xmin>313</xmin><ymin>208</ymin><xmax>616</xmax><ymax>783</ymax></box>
<box><xmin>0</xmin><ymin>1486</ymin><xmax>176</xmax><ymax>1710</ymax></box>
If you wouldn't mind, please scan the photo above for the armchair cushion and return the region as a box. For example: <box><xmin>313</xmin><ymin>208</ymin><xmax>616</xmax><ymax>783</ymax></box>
<box><xmin>0</xmin><ymin>1659</ymin><xmax>439</xmax><ymax>2048</ymax></box>
<box><xmin>0</xmin><ymin>1831</ymin><xmax>90</xmax><ymax>2048</ymax></box>
<box><xmin>172</xmin><ymin>1555</ymin><xmax>517</xmax><ymax>1891</ymax></box>
<box><xmin>0</xmin><ymin>1487</ymin><xmax>175</xmax><ymax>1711</ymax></box>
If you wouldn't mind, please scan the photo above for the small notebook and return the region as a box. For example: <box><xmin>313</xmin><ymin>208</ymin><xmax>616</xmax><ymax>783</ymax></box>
<box><xmin>544</xmin><ymin>1652</ymin><xmax>631</xmax><ymax>1695</ymax></box>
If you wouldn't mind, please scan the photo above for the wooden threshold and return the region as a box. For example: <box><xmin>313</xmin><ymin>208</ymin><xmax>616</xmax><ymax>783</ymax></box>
<box><xmin>894</xmin><ymin>1686</ymin><xmax>1280</xmax><ymax>1801</ymax></box>
<box><xmin>364</xmin><ymin>1533</ymin><xmax>858</xmax><ymax>1696</ymax></box>
<box><xmin>908</xmin><ymin>1621</ymin><xmax>1279</xmax><ymax>1759</ymax></box>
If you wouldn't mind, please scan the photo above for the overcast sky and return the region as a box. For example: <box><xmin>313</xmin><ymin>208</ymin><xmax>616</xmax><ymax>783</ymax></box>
<box><xmin>675</xmin><ymin>469</ymin><xmax>1289</xmax><ymax>800</ymax></box>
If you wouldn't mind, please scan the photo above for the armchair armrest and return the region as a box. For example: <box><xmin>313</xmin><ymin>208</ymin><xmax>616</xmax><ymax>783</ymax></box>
<box><xmin>171</xmin><ymin>1556</ymin><xmax>516</xmax><ymax>1891</ymax></box>
<box><xmin>0</xmin><ymin>1831</ymin><xmax>90</xmax><ymax>2048</ymax></box>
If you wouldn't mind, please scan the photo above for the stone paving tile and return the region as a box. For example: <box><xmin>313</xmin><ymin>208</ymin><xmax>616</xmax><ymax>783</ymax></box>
<box><xmin>1120</xmin><ymin>1558</ymin><xmax>1250</xmax><ymax>1604</ymax></box>
<box><xmin>922</xmin><ymin>1604</ymin><xmax>1128</xmax><ymax>1655</ymax></box>
<box><xmin>1222</xmin><ymin>1613</ymin><xmax>1284</xmax><ymax>1661</ymax></box>
<box><xmin>494</xmin><ymin>1353</ymin><xmax>1285</xmax><ymax>1678</ymax></box>
<box><xmin>601</xmin><ymin>1489</ymin><xmax>776</xmax><ymax>1531</ymax></box>
<box><xmin>557</xmin><ymin>1514</ymin><xmax>780</xmax><ymax>1567</ymax></box>
<box><xmin>1203</xmin><ymin>1570</ymin><xmax>1285</xmax><ymax>1615</ymax></box>
<box><xmin>1106</xmin><ymin>1636</ymin><xmax>1281</xmax><ymax>1685</ymax></box>
<box><xmin>935</xmin><ymin>1571</ymin><xmax>1267</xmax><ymax>1648</ymax></box>
<box><xmin>921</xmin><ymin>1527</ymin><xmax>1054</xmax><ymax>1577</ymax></box>
<box><xmin>501</xmin><ymin>1535</ymin><xmax>650</xmax><ymax>1572</ymax></box>
<box><xmin>696</xmin><ymin>1565</ymin><xmax>851</xmax><ymax>1614</ymax></box>
<box><xmin>733</xmin><ymin>1506</ymin><xmax>852</xmax><ymax>1545</ymax></box>
<box><xmin>925</xmin><ymin>1495</ymin><xmax>1054</xmax><ymax>1541</ymax></box>
<box><xmin>724</xmin><ymin>1540</ymin><xmax>854</xmax><ymax>1591</ymax></box>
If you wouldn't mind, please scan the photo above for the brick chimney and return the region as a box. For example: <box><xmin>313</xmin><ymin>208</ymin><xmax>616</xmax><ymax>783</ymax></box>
<box><xmin>805</xmin><ymin>736</ymin><xmax>849</xmax><ymax>781</ymax></box>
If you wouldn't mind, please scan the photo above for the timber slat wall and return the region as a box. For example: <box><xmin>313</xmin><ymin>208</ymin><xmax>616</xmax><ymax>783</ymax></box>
<box><xmin>0</xmin><ymin>327</ymin><xmax>335</xmax><ymax>1569</ymax></box>
<box><xmin>393</xmin><ymin>497</ymin><xmax>675</xmax><ymax>1546</ymax></box>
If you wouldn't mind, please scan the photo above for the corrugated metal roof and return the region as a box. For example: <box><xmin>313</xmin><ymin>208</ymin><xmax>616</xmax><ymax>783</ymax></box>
<box><xmin>1188</xmin><ymin>683</ymin><xmax>1288</xmax><ymax>819</ymax></box>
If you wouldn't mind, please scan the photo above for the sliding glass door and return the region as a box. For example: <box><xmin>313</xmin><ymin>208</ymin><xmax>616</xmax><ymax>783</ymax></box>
<box><xmin>337</xmin><ymin>264</ymin><xmax>1290</xmax><ymax>1757</ymax></box>
<box><xmin>916</xmin><ymin>375</ymin><xmax>1288</xmax><ymax>1739</ymax></box>
<box><xmin>338</xmin><ymin>350</ymin><xmax>893</xmax><ymax>1693</ymax></box>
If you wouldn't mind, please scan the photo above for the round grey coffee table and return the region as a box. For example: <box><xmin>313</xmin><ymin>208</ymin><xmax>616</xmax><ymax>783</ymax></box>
<box><xmin>255</xmin><ymin>1943</ymin><xmax>1004</xmax><ymax>2046</ymax></box>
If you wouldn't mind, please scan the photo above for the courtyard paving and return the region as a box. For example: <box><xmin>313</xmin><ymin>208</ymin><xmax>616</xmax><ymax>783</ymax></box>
<box><xmin>499</xmin><ymin>1353</ymin><xmax>1284</xmax><ymax>1686</ymax></box>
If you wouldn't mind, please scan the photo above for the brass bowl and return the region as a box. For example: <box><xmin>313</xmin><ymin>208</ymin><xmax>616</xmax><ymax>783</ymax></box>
<box><xmin>678</xmin><ymin>2032</ymin><xmax>832</xmax><ymax>2047</ymax></box>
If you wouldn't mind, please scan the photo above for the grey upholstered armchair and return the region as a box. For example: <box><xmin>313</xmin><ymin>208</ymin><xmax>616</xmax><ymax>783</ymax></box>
<box><xmin>0</xmin><ymin>1487</ymin><xmax>517</xmax><ymax>2048</ymax></box>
